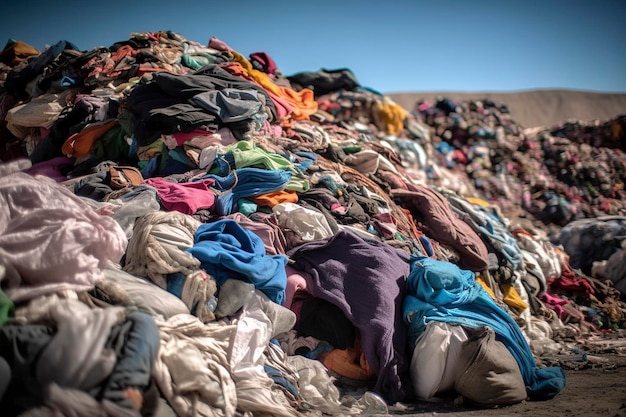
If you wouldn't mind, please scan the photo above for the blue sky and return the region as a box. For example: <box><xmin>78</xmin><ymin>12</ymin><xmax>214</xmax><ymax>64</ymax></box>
<box><xmin>1</xmin><ymin>0</ymin><xmax>624</xmax><ymax>94</ymax></box>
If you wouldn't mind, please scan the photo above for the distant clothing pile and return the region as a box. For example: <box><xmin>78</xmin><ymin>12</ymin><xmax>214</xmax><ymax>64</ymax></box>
<box><xmin>1</xmin><ymin>30</ymin><xmax>625</xmax><ymax>416</ymax></box>
<box><xmin>409</xmin><ymin>98</ymin><xmax>626</xmax><ymax>226</ymax></box>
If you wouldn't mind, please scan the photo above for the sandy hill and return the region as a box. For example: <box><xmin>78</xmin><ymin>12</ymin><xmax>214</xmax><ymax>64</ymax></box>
<box><xmin>386</xmin><ymin>89</ymin><xmax>626</xmax><ymax>128</ymax></box>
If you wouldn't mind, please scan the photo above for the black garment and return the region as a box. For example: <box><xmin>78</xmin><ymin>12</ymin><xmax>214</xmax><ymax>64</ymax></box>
<box><xmin>0</xmin><ymin>325</ymin><xmax>55</xmax><ymax>414</ymax></box>
<box><xmin>127</xmin><ymin>66</ymin><xmax>277</xmax><ymax>146</ymax></box>
<box><xmin>29</xmin><ymin>102</ymin><xmax>90</xmax><ymax>163</ymax></box>
<box><xmin>287</xmin><ymin>68</ymin><xmax>359</xmax><ymax>98</ymax></box>
<box><xmin>5</xmin><ymin>40</ymin><xmax>79</xmax><ymax>100</ymax></box>
<box><xmin>296</xmin><ymin>297</ymin><xmax>356</xmax><ymax>349</ymax></box>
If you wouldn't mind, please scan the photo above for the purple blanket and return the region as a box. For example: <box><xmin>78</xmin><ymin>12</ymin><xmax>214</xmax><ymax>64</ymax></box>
<box><xmin>287</xmin><ymin>230</ymin><xmax>411</xmax><ymax>403</ymax></box>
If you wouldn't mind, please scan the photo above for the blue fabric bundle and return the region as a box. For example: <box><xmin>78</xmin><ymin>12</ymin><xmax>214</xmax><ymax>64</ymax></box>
<box><xmin>403</xmin><ymin>256</ymin><xmax>566</xmax><ymax>400</ymax></box>
<box><xmin>186</xmin><ymin>219</ymin><xmax>287</xmax><ymax>304</ymax></box>
<box><xmin>200</xmin><ymin>167</ymin><xmax>292</xmax><ymax>215</ymax></box>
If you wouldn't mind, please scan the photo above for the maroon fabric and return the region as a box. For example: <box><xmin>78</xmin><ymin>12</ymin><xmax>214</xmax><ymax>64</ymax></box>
<box><xmin>25</xmin><ymin>156</ymin><xmax>75</xmax><ymax>182</ymax></box>
<box><xmin>249</xmin><ymin>51</ymin><xmax>278</xmax><ymax>75</ymax></box>
<box><xmin>547</xmin><ymin>262</ymin><xmax>595</xmax><ymax>296</ymax></box>
<box><xmin>391</xmin><ymin>183</ymin><xmax>489</xmax><ymax>271</ymax></box>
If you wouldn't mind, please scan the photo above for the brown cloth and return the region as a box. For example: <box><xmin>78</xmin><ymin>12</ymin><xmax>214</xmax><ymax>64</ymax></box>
<box><xmin>392</xmin><ymin>183</ymin><xmax>489</xmax><ymax>271</ymax></box>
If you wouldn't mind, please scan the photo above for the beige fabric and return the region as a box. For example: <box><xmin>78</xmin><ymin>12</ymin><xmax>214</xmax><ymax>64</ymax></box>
<box><xmin>5</xmin><ymin>92</ymin><xmax>69</xmax><ymax>139</ymax></box>
<box><xmin>455</xmin><ymin>326</ymin><xmax>527</xmax><ymax>406</ymax></box>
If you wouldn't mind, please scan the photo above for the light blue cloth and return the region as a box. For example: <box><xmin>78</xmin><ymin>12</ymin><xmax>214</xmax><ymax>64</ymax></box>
<box><xmin>186</xmin><ymin>219</ymin><xmax>287</xmax><ymax>304</ymax></box>
<box><xmin>403</xmin><ymin>256</ymin><xmax>565</xmax><ymax>400</ymax></box>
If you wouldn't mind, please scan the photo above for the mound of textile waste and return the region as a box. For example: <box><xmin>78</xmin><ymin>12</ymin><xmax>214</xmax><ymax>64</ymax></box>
<box><xmin>0</xmin><ymin>31</ymin><xmax>625</xmax><ymax>416</ymax></box>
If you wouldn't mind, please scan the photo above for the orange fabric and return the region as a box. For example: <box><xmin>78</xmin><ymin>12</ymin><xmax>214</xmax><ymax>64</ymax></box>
<box><xmin>511</xmin><ymin>228</ymin><xmax>534</xmax><ymax>239</ymax></box>
<box><xmin>61</xmin><ymin>119</ymin><xmax>119</xmax><ymax>158</ymax></box>
<box><xmin>0</xmin><ymin>40</ymin><xmax>40</xmax><ymax>65</ymax></box>
<box><xmin>319</xmin><ymin>347</ymin><xmax>375</xmax><ymax>381</ymax></box>
<box><xmin>250</xmin><ymin>190</ymin><xmax>298</xmax><ymax>207</ymax></box>
<box><xmin>230</xmin><ymin>51</ymin><xmax>318</xmax><ymax>120</ymax></box>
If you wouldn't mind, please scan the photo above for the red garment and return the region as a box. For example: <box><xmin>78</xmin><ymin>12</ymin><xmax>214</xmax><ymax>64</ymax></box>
<box><xmin>167</xmin><ymin>129</ymin><xmax>217</xmax><ymax>147</ymax></box>
<box><xmin>547</xmin><ymin>262</ymin><xmax>595</xmax><ymax>296</ymax></box>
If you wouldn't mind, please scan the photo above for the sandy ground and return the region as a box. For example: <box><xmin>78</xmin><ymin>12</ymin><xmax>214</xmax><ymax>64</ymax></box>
<box><xmin>384</xmin><ymin>354</ymin><xmax>626</xmax><ymax>417</ymax></box>
<box><xmin>386</xmin><ymin>89</ymin><xmax>626</xmax><ymax>128</ymax></box>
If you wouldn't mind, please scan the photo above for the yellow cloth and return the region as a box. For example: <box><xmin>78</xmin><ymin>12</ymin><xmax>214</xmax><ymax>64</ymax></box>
<box><xmin>500</xmin><ymin>283</ymin><xmax>528</xmax><ymax>311</ymax></box>
<box><xmin>372</xmin><ymin>99</ymin><xmax>407</xmax><ymax>135</ymax></box>
<box><xmin>137</xmin><ymin>138</ymin><xmax>165</xmax><ymax>161</ymax></box>
<box><xmin>0</xmin><ymin>40</ymin><xmax>40</xmax><ymax>65</ymax></box>
<box><xmin>476</xmin><ymin>275</ymin><xmax>496</xmax><ymax>300</ymax></box>
<box><xmin>466</xmin><ymin>197</ymin><xmax>491</xmax><ymax>207</ymax></box>
<box><xmin>612</xmin><ymin>121</ymin><xmax>623</xmax><ymax>140</ymax></box>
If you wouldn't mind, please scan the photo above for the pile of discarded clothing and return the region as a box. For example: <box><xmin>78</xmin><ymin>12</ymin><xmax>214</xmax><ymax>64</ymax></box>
<box><xmin>0</xmin><ymin>31</ymin><xmax>624</xmax><ymax>416</ymax></box>
<box><xmin>411</xmin><ymin>98</ymin><xmax>626</xmax><ymax>226</ymax></box>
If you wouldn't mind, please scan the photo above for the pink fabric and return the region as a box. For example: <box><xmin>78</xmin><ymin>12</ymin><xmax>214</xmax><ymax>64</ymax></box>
<box><xmin>168</xmin><ymin>129</ymin><xmax>218</xmax><ymax>147</ymax></box>
<box><xmin>284</xmin><ymin>264</ymin><xmax>314</xmax><ymax>311</ymax></box>
<box><xmin>418</xmin><ymin>102</ymin><xmax>431</xmax><ymax>112</ymax></box>
<box><xmin>371</xmin><ymin>213</ymin><xmax>399</xmax><ymax>240</ymax></box>
<box><xmin>225</xmin><ymin>212</ymin><xmax>287</xmax><ymax>256</ymax></box>
<box><xmin>541</xmin><ymin>292</ymin><xmax>569</xmax><ymax>319</ymax></box>
<box><xmin>265</xmin><ymin>91</ymin><xmax>294</xmax><ymax>119</ymax></box>
<box><xmin>145</xmin><ymin>177</ymin><xmax>215</xmax><ymax>215</ymax></box>
<box><xmin>208</xmin><ymin>36</ymin><xmax>232</xmax><ymax>52</ymax></box>
<box><xmin>0</xmin><ymin>172</ymin><xmax>127</xmax><ymax>302</ymax></box>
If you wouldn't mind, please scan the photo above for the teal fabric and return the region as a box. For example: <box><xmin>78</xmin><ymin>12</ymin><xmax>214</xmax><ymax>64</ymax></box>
<box><xmin>403</xmin><ymin>256</ymin><xmax>566</xmax><ymax>400</ymax></box>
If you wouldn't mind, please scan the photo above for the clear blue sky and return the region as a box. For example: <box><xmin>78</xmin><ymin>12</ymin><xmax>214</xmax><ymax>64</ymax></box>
<box><xmin>1</xmin><ymin>0</ymin><xmax>624</xmax><ymax>94</ymax></box>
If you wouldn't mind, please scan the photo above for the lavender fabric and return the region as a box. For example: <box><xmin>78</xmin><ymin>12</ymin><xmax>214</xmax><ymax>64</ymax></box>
<box><xmin>287</xmin><ymin>230</ymin><xmax>411</xmax><ymax>403</ymax></box>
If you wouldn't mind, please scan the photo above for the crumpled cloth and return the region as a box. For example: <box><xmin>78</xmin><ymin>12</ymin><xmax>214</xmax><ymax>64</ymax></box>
<box><xmin>0</xmin><ymin>166</ymin><xmax>127</xmax><ymax>302</ymax></box>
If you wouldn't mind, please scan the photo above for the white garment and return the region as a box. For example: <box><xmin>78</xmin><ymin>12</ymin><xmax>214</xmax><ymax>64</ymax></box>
<box><xmin>272</xmin><ymin>202</ymin><xmax>333</xmax><ymax>242</ymax></box>
<box><xmin>153</xmin><ymin>314</ymin><xmax>238</xmax><ymax>417</ymax></box>
<box><xmin>409</xmin><ymin>321</ymin><xmax>468</xmax><ymax>400</ymax></box>
<box><xmin>5</xmin><ymin>92</ymin><xmax>69</xmax><ymax>139</ymax></box>
<box><xmin>0</xmin><ymin>171</ymin><xmax>127</xmax><ymax>302</ymax></box>
<box><xmin>227</xmin><ymin>295</ymin><xmax>302</xmax><ymax>417</ymax></box>
<box><xmin>101</xmin><ymin>261</ymin><xmax>190</xmax><ymax>318</ymax></box>
<box><xmin>123</xmin><ymin>210</ymin><xmax>201</xmax><ymax>289</ymax></box>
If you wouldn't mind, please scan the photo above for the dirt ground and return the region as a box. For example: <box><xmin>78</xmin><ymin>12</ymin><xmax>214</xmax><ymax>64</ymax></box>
<box><xmin>386</xmin><ymin>89</ymin><xmax>626</xmax><ymax>128</ymax></box>
<box><xmin>387</xmin><ymin>354</ymin><xmax>626</xmax><ymax>417</ymax></box>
